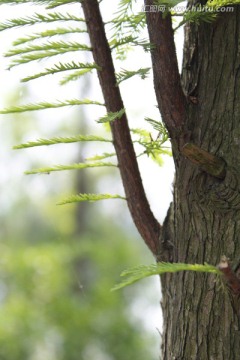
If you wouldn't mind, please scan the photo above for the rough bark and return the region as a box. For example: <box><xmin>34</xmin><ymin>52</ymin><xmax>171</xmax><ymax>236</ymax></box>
<box><xmin>161</xmin><ymin>10</ymin><xmax>240</xmax><ymax>359</ymax></box>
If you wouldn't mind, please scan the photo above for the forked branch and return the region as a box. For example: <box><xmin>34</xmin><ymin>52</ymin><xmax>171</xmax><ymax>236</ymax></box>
<box><xmin>81</xmin><ymin>0</ymin><xmax>161</xmax><ymax>255</ymax></box>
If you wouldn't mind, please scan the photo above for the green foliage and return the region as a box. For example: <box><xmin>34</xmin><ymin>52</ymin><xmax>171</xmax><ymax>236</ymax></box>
<box><xmin>116</xmin><ymin>67</ymin><xmax>151</xmax><ymax>84</ymax></box>
<box><xmin>57</xmin><ymin>193</ymin><xmax>126</xmax><ymax>205</ymax></box>
<box><xmin>59</xmin><ymin>68</ymin><xmax>93</xmax><ymax>85</ymax></box>
<box><xmin>0</xmin><ymin>12</ymin><xmax>85</xmax><ymax>31</ymax></box>
<box><xmin>22</xmin><ymin>62</ymin><xmax>100</xmax><ymax>82</ymax></box>
<box><xmin>112</xmin><ymin>262</ymin><xmax>221</xmax><ymax>290</ymax></box>
<box><xmin>25</xmin><ymin>161</ymin><xmax>117</xmax><ymax>174</ymax></box>
<box><xmin>6</xmin><ymin>42</ymin><xmax>92</xmax><ymax>69</ymax></box>
<box><xmin>207</xmin><ymin>0</ymin><xmax>240</xmax><ymax>5</ymax></box>
<box><xmin>86</xmin><ymin>152</ymin><xmax>116</xmax><ymax>161</ymax></box>
<box><xmin>0</xmin><ymin>99</ymin><xmax>104</xmax><ymax>113</ymax></box>
<box><xmin>0</xmin><ymin>103</ymin><xmax>156</xmax><ymax>359</ymax></box>
<box><xmin>97</xmin><ymin>108</ymin><xmax>126</xmax><ymax>123</ymax></box>
<box><xmin>131</xmin><ymin>118</ymin><xmax>171</xmax><ymax>165</ymax></box>
<box><xmin>0</xmin><ymin>214</ymin><xmax>155</xmax><ymax>360</ymax></box>
<box><xmin>13</xmin><ymin>135</ymin><xmax>112</xmax><ymax>149</ymax></box>
<box><xmin>174</xmin><ymin>8</ymin><xmax>217</xmax><ymax>30</ymax></box>
<box><xmin>13</xmin><ymin>27</ymin><xmax>87</xmax><ymax>46</ymax></box>
<box><xmin>0</xmin><ymin>0</ymin><xmax>171</xmax><ymax>186</ymax></box>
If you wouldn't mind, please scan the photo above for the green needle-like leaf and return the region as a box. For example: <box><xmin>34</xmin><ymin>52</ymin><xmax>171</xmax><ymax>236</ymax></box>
<box><xmin>97</xmin><ymin>109</ymin><xmax>125</xmax><ymax>123</ymax></box>
<box><xmin>116</xmin><ymin>67</ymin><xmax>151</xmax><ymax>84</ymax></box>
<box><xmin>59</xmin><ymin>69</ymin><xmax>93</xmax><ymax>85</ymax></box>
<box><xmin>13</xmin><ymin>27</ymin><xmax>87</xmax><ymax>46</ymax></box>
<box><xmin>25</xmin><ymin>162</ymin><xmax>117</xmax><ymax>175</ymax></box>
<box><xmin>13</xmin><ymin>135</ymin><xmax>112</xmax><ymax>149</ymax></box>
<box><xmin>22</xmin><ymin>62</ymin><xmax>100</xmax><ymax>82</ymax></box>
<box><xmin>86</xmin><ymin>153</ymin><xmax>116</xmax><ymax>161</ymax></box>
<box><xmin>5</xmin><ymin>41</ymin><xmax>91</xmax><ymax>57</ymax></box>
<box><xmin>0</xmin><ymin>12</ymin><xmax>85</xmax><ymax>32</ymax></box>
<box><xmin>57</xmin><ymin>193</ymin><xmax>126</xmax><ymax>205</ymax></box>
<box><xmin>112</xmin><ymin>262</ymin><xmax>221</xmax><ymax>291</ymax></box>
<box><xmin>0</xmin><ymin>99</ymin><xmax>104</xmax><ymax>114</ymax></box>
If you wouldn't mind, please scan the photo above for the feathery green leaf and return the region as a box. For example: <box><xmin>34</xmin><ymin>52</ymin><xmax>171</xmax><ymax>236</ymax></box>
<box><xmin>0</xmin><ymin>99</ymin><xmax>104</xmax><ymax>114</ymax></box>
<box><xmin>13</xmin><ymin>27</ymin><xmax>87</xmax><ymax>46</ymax></box>
<box><xmin>59</xmin><ymin>69</ymin><xmax>93</xmax><ymax>85</ymax></box>
<box><xmin>116</xmin><ymin>67</ymin><xmax>150</xmax><ymax>84</ymax></box>
<box><xmin>0</xmin><ymin>12</ymin><xmax>85</xmax><ymax>32</ymax></box>
<box><xmin>85</xmin><ymin>153</ymin><xmax>116</xmax><ymax>162</ymax></box>
<box><xmin>13</xmin><ymin>135</ymin><xmax>112</xmax><ymax>149</ymax></box>
<box><xmin>25</xmin><ymin>162</ymin><xmax>117</xmax><ymax>175</ymax></box>
<box><xmin>5</xmin><ymin>40</ymin><xmax>91</xmax><ymax>69</ymax></box>
<box><xmin>46</xmin><ymin>0</ymin><xmax>79</xmax><ymax>9</ymax></box>
<box><xmin>97</xmin><ymin>109</ymin><xmax>125</xmax><ymax>123</ymax></box>
<box><xmin>112</xmin><ymin>262</ymin><xmax>221</xmax><ymax>291</ymax></box>
<box><xmin>0</xmin><ymin>0</ymin><xmax>58</xmax><ymax>4</ymax></box>
<box><xmin>5</xmin><ymin>40</ymin><xmax>91</xmax><ymax>57</ymax></box>
<box><xmin>22</xmin><ymin>62</ymin><xmax>100</xmax><ymax>82</ymax></box>
<box><xmin>145</xmin><ymin>118</ymin><xmax>168</xmax><ymax>135</ymax></box>
<box><xmin>174</xmin><ymin>8</ymin><xmax>218</xmax><ymax>30</ymax></box>
<box><xmin>110</xmin><ymin>35</ymin><xmax>151</xmax><ymax>51</ymax></box>
<box><xmin>57</xmin><ymin>193</ymin><xmax>126</xmax><ymax>205</ymax></box>
<box><xmin>8</xmin><ymin>50</ymin><xmax>88</xmax><ymax>69</ymax></box>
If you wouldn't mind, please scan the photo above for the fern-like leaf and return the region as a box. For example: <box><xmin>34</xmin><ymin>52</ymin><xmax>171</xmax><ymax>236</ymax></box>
<box><xmin>0</xmin><ymin>99</ymin><xmax>104</xmax><ymax>114</ymax></box>
<box><xmin>174</xmin><ymin>9</ymin><xmax>218</xmax><ymax>30</ymax></box>
<box><xmin>5</xmin><ymin>41</ymin><xmax>91</xmax><ymax>69</ymax></box>
<box><xmin>97</xmin><ymin>109</ymin><xmax>125</xmax><ymax>123</ymax></box>
<box><xmin>112</xmin><ymin>262</ymin><xmax>221</xmax><ymax>291</ymax></box>
<box><xmin>57</xmin><ymin>193</ymin><xmax>126</xmax><ymax>205</ymax></box>
<box><xmin>13</xmin><ymin>27</ymin><xmax>87</xmax><ymax>46</ymax></box>
<box><xmin>13</xmin><ymin>135</ymin><xmax>112</xmax><ymax>149</ymax></box>
<box><xmin>25</xmin><ymin>162</ymin><xmax>117</xmax><ymax>175</ymax></box>
<box><xmin>116</xmin><ymin>67</ymin><xmax>150</xmax><ymax>84</ymax></box>
<box><xmin>22</xmin><ymin>62</ymin><xmax>100</xmax><ymax>82</ymax></box>
<box><xmin>86</xmin><ymin>153</ymin><xmax>116</xmax><ymax>162</ymax></box>
<box><xmin>5</xmin><ymin>40</ymin><xmax>91</xmax><ymax>57</ymax></box>
<box><xmin>59</xmin><ymin>69</ymin><xmax>93</xmax><ymax>85</ymax></box>
<box><xmin>110</xmin><ymin>35</ymin><xmax>151</xmax><ymax>51</ymax></box>
<box><xmin>0</xmin><ymin>12</ymin><xmax>85</xmax><ymax>32</ymax></box>
<box><xmin>46</xmin><ymin>0</ymin><xmax>78</xmax><ymax>9</ymax></box>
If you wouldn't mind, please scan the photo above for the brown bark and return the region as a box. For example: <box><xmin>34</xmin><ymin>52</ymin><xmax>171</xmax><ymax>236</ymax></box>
<box><xmin>161</xmin><ymin>10</ymin><xmax>240</xmax><ymax>359</ymax></box>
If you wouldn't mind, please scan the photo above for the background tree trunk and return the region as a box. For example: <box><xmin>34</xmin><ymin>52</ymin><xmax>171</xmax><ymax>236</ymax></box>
<box><xmin>161</xmin><ymin>10</ymin><xmax>240</xmax><ymax>359</ymax></box>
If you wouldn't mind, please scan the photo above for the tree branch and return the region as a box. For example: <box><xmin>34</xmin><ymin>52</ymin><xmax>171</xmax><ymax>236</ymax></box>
<box><xmin>144</xmin><ymin>2</ymin><xmax>187</xmax><ymax>136</ymax></box>
<box><xmin>81</xmin><ymin>0</ymin><xmax>161</xmax><ymax>255</ymax></box>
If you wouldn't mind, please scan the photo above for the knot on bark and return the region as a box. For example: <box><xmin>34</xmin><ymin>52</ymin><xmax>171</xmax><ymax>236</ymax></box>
<box><xmin>195</xmin><ymin>168</ymin><xmax>240</xmax><ymax>211</ymax></box>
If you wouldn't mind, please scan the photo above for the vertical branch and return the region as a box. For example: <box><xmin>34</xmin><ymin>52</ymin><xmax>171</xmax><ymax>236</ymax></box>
<box><xmin>81</xmin><ymin>0</ymin><xmax>162</xmax><ymax>255</ymax></box>
<box><xmin>144</xmin><ymin>2</ymin><xmax>187</xmax><ymax>137</ymax></box>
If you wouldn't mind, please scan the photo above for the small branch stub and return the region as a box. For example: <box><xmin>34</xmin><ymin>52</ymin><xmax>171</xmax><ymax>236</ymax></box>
<box><xmin>218</xmin><ymin>256</ymin><xmax>240</xmax><ymax>296</ymax></box>
<box><xmin>182</xmin><ymin>143</ymin><xmax>226</xmax><ymax>179</ymax></box>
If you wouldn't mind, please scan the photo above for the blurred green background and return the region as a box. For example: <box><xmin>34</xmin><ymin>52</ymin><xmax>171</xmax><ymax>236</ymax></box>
<box><xmin>0</xmin><ymin>84</ymin><xmax>161</xmax><ymax>360</ymax></box>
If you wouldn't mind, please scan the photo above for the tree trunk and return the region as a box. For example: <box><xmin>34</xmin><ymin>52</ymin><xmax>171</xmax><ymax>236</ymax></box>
<box><xmin>161</xmin><ymin>10</ymin><xmax>240</xmax><ymax>359</ymax></box>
